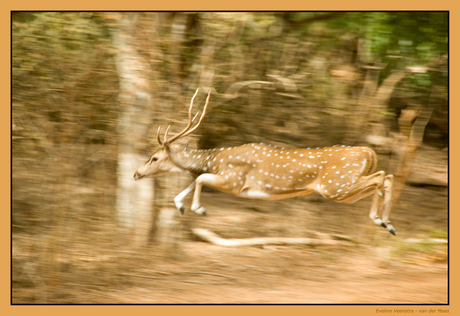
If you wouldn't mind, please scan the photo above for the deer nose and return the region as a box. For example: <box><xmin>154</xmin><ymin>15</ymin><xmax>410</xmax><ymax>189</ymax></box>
<box><xmin>133</xmin><ymin>171</ymin><xmax>143</xmax><ymax>180</ymax></box>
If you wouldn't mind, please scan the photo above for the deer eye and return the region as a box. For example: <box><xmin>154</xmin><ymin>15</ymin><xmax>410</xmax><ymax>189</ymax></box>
<box><xmin>153</xmin><ymin>157</ymin><xmax>158</xmax><ymax>162</ymax></box>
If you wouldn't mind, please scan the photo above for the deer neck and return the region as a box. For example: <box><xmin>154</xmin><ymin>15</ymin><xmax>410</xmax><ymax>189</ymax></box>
<box><xmin>168</xmin><ymin>147</ymin><xmax>218</xmax><ymax>176</ymax></box>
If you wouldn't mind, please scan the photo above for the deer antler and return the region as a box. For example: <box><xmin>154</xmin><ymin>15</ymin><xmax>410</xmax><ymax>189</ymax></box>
<box><xmin>157</xmin><ymin>126</ymin><xmax>163</xmax><ymax>146</ymax></box>
<box><xmin>159</xmin><ymin>88</ymin><xmax>211</xmax><ymax>146</ymax></box>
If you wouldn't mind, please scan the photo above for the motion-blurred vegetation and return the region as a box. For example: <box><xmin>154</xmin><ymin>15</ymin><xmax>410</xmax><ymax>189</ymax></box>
<box><xmin>12</xmin><ymin>12</ymin><xmax>448</xmax><ymax>304</ymax></box>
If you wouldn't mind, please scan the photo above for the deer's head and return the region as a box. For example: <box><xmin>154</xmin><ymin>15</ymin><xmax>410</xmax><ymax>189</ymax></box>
<box><xmin>133</xmin><ymin>137</ymin><xmax>190</xmax><ymax>180</ymax></box>
<box><xmin>133</xmin><ymin>89</ymin><xmax>210</xmax><ymax>180</ymax></box>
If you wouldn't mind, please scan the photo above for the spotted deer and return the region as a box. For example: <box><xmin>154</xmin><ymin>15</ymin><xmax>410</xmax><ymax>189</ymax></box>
<box><xmin>134</xmin><ymin>89</ymin><xmax>396</xmax><ymax>235</ymax></box>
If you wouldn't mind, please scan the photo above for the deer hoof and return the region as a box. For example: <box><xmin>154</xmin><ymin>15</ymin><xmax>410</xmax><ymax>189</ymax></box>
<box><xmin>193</xmin><ymin>206</ymin><xmax>207</xmax><ymax>216</ymax></box>
<box><xmin>372</xmin><ymin>217</ymin><xmax>384</xmax><ymax>227</ymax></box>
<box><xmin>387</xmin><ymin>224</ymin><xmax>396</xmax><ymax>235</ymax></box>
<box><xmin>179</xmin><ymin>206</ymin><xmax>185</xmax><ymax>215</ymax></box>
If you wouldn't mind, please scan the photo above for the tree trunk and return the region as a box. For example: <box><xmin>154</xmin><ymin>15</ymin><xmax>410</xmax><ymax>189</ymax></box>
<box><xmin>112</xmin><ymin>13</ymin><xmax>154</xmax><ymax>247</ymax></box>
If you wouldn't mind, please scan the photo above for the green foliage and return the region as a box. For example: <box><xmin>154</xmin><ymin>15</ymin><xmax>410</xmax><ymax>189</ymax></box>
<box><xmin>306</xmin><ymin>12</ymin><xmax>447</xmax><ymax>62</ymax></box>
<box><xmin>371</xmin><ymin>12</ymin><xmax>447</xmax><ymax>62</ymax></box>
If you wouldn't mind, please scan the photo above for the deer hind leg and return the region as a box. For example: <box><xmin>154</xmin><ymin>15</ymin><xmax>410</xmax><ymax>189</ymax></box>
<box><xmin>364</xmin><ymin>172</ymin><xmax>395</xmax><ymax>235</ymax></box>
<box><xmin>367</xmin><ymin>172</ymin><xmax>386</xmax><ymax>227</ymax></box>
<box><xmin>339</xmin><ymin>171</ymin><xmax>396</xmax><ymax>235</ymax></box>
<box><xmin>381</xmin><ymin>174</ymin><xmax>395</xmax><ymax>234</ymax></box>
<box><xmin>174</xmin><ymin>181</ymin><xmax>196</xmax><ymax>215</ymax></box>
<box><xmin>366</xmin><ymin>172</ymin><xmax>395</xmax><ymax>235</ymax></box>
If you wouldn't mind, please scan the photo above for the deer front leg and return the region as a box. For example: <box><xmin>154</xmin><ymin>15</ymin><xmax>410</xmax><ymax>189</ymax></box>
<box><xmin>174</xmin><ymin>181</ymin><xmax>196</xmax><ymax>215</ymax></box>
<box><xmin>191</xmin><ymin>174</ymin><xmax>228</xmax><ymax>216</ymax></box>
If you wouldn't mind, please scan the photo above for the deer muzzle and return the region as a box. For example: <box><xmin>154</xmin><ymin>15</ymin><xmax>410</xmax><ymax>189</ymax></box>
<box><xmin>133</xmin><ymin>170</ymin><xmax>145</xmax><ymax>180</ymax></box>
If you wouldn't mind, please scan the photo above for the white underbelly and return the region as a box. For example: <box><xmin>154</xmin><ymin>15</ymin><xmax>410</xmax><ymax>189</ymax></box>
<box><xmin>236</xmin><ymin>188</ymin><xmax>313</xmax><ymax>200</ymax></box>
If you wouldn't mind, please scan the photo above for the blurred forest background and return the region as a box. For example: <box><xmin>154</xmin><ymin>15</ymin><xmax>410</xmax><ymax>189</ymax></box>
<box><xmin>12</xmin><ymin>12</ymin><xmax>448</xmax><ymax>304</ymax></box>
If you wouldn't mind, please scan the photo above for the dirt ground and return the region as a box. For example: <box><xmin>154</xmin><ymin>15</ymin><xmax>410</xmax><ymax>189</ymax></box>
<box><xmin>13</xmin><ymin>182</ymin><xmax>447</xmax><ymax>305</ymax></box>
<box><xmin>104</xmin><ymin>184</ymin><xmax>448</xmax><ymax>304</ymax></box>
<box><xmin>99</xmin><ymin>248</ymin><xmax>447</xmax><ymax>304</ymax></box>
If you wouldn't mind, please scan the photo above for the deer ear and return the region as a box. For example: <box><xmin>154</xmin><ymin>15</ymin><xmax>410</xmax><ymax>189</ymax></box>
<box><xmin>170</xmin><ymin>137</ymin><xmax>189</xmax><ymax>151</ymax></box>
